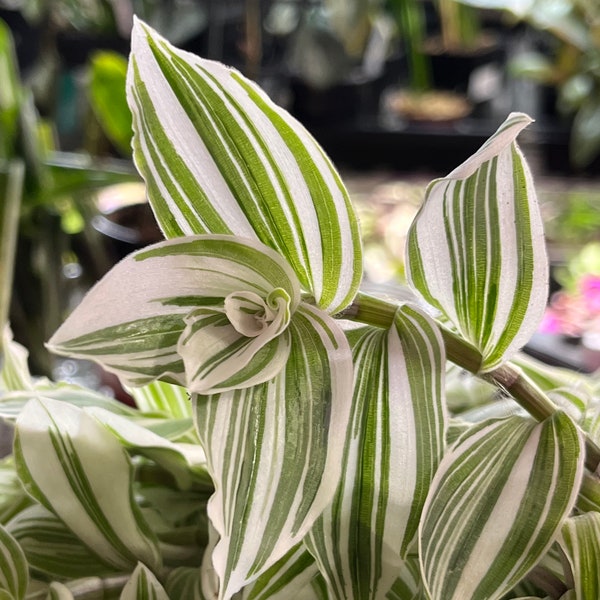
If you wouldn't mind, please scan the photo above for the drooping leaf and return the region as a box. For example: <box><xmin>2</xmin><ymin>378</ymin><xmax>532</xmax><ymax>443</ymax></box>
<box><xmin>126</xmin><ymin>18</ymin><xmax>362</xmax><ymax>314</ymax></box>
<box><xmin>48</xmin><ymin>235</ymin><xmax>301</xmax><ymax>394</ymax></box>
<box><xmin>7</xmin><ymin>504</ymin><xmax>115</xmax><ymax>579</ymax></box>
<box><xmin>14</xmin><ymin>397</ymin><xmax>161</xmax><ymax>572</ymax></box>
<box><xmin>194</xmin><ymin>303</ymin><xmax>353</xmax><ymax>599</ymax></box>
<box><xmin>306</xmin><ymin>303</ymin><xmax>446</xmax><ymax>599</ymax></box>
<box><xmin>120</xmin><ymin>563</ymin><xmax>170</xmax><ymax>600</ymax></box>
<box><xmin>0</xmin><ymin>523</ymin><xmax>27</xmax><ymax>600</ymax></box>
<box><xmin>85</xmin><ymin>406</ymin><xmax>208</xmax><ymax>490</ymax></box>
<box><xmin>419</xmin><ymin>411</ymin><xmax>584</xmax><ymax>600</ymax></box>
<box><xmin>87</xmin><ymin>51</ymin><xmax>133</xmax><ymax>156</ymax></box>
<box><xmin>559</xmin><ymin>512</ymin><xmax>600</xmax><ymax>599</ymax></box>
<box><xmin>406</xmin><ymin>113</ymin><xmax>548</xmax><ymax>371</ymax></box>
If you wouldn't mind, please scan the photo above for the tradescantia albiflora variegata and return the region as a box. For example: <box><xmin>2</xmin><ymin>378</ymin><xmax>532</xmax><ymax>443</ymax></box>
<box><xmin>2</xmin><ymin>15</ymin><xmax>600</xmax><ymax>600</ymax></box>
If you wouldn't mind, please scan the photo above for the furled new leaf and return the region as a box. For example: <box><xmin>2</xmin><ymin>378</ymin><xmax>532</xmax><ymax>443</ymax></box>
<box><xmin>127</xmin><ymin>18</ymin><xmax>362</xmax><ymax>313</ymax></box>
<box><xmin>14</xmin><ymin>397</ymin><xmax>161</xmax><ymax>572</ymax></box>
<box><xmin>120</xmin><ymin>563</ymin><xmax>170</xmax><ymax>600</ymax></box>
<box><xmin>48</xmin><ymin>235</ymin><xmax>301</xmax><ymax>394</ymax></box>
<box><xmin>306</xmin><ymin>303</ymin><xmax>446</xmax><ymax>599</ymax></box>
<box><xmin>419</xmin><ymin>411</ymin><xmax>584</xmax><ymax>600</ymax></box>
<box><xmin>194</xmin><ymin>304</ymin><xmax>353</xmax><ymax>599</ymax></box>
<box><xmin>406</xmin><ymin>113</ymin><xmax>548</xmax><ymax>371</ymax></box>
<box><xmin>559</xmin><ymin>512</ymin><xmax>600</xmax><ymax>599</ymax></box>
<box><xmin>0</xmin><ymin>327</ymin><xmax>32</xmax><ymax>393</ymax></box>
<box><xmin>0</xmin><ymin>523</ymin><xmax>27</xmax><ymax>600</ymax></box>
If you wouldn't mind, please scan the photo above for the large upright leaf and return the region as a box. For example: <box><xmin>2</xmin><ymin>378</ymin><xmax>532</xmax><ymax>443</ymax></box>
<box><xmin>194</xmin><ymin>304</ymin><xmax>353</xmax><ymax>599</ymax></box>
<box><xmin>14</xmin><ymin>397</ymin><xmax>161</xmax><ymax>572</ymax></box>
<box><xmin>48</xmin><ymin>235</ymin><xmax>301</xmax><ymax>394</ymax></box>
<box><xmin>419</xmin><ymin>411</ymin><xmax>584</xmax><ymax>600</ymax></box>
<box><xmin>306</xmin><ymin>303</ymin><xmax>446</xmax><ymax>599</ymax></box>
<box><xmin>126</xmin><ymin>18</ymin><xmax>362</xmax><ymax>314</ymax></box>
<box><xmin>406</xmin><ymin>113</ymin><xmax>548</xmax><ymax>371</ymax></box>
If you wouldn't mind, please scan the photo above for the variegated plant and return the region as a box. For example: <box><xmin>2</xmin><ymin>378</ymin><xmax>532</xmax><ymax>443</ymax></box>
<box><xmin>1</xmin><ymin>16</ymin><xmax>599</xmax><ymax>600</ymax></box>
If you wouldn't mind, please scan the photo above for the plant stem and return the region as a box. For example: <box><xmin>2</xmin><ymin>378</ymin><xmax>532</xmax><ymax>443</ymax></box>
<box><xmin>342</xmin><ymin>292</ymin><xmax>600</xmax><ymax>473</ymax></box>
<box><xmin>0</xmin><ymin>159</ymin><xmax>24</xmax><ymax>336</ymax></box>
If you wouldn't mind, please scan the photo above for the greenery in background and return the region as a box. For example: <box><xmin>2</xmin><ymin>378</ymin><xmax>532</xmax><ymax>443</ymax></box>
<box><xmin>1</xmin><ymin>17</ymin><xmax>600</xmax><ymax>600</ymax></box>
<box><xmin>459</xmin><ymin>0</ymin><xmax>600</xmax><ymax>168</ymax></box>
<box><xmin>0</xmin><ymin>16</ymin><xmax>138</xmax><ymax>376</ymax></box>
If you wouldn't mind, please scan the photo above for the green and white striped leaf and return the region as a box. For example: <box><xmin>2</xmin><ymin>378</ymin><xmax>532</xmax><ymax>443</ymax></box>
<box><xmin>48</xmin><ymin>235</ymin><xmax>301</xmax><ymax>394</ymax></box>
<box><xmin>85</xmin><ymin>406</ymin><xmax>207</xmax><ymax>490</ymax></box>
<box><xmin>0</xmin><ymin>327</ymin><xmax>32</xmax><ymax>393</ymax></box>
<box><xmin>306</xmin><ymin>303</ymin><xmax>446</xmax><ymax>599</ymax></box>
<box><xmin>0</xmin><ymin>523</ymin><xmax>27</xmax><ymax>600</ymax></box>
<box><xmin>194</xmin><ymin>303</ymin><xmax>353</xmax><ymax>599</ymax></box>
<box><xmin>419</xmin><ymin>411</ymin><xmax>584</xmax><ymax>600</ymax></box>
<box><xmin>165</xmin><ymin>568</ymin><xmax>206</xmax><ymax>600</ymax></box>
<box><xmin>0</xmin><ymin>382</ymin><xmax>138</xmax><ymax>422</ymax></box>
<box><xmin>240</xmin><ymin>544</ymin><xmax>320</xmax><ymax>600</ymax></box>
<box><xmin>45</xmin><ymin>583</ymin><xmax>74</xmax><ymax>600</ymax></box>
<box><xmin>406</xmin><ymin>113</ymin><xmax>548</xmax><ymax>371</ymax></box>
<box><xmin>127</xmin><ymin>18</ymin><xmax>362</xmax><ymax>314</ymax></box>
<box><xmin>14</xmin><ymin>397</ymin><xmax>161</xmax><ymax>572</ymax></box>
<box><xmin>129</xmin><ymin>381</ymin><xmax>191</xmax><ymax>419</ymax></box>
<box><xmin>385</xmin><ymin>557</ymin><xmax>423</xmax><ymax>600</ymax></box>
<box><xmin>559</xmin><ymin>512</ymin><xmax>600</xmax><ymax>599</ymax></box>
<box><xmin>0</xmin><ymin>458</ymin><xmax>30</xmax><ymax>525</ymax></box>
<box><xmin>120</xmin><ymin>563</ymin><xmax>170</xmax><ymax>600</ymax></box>
<box><xmin>7</xmin><ymin>504</ymin><xmax>115</xmax><ymax>579</ymax></box>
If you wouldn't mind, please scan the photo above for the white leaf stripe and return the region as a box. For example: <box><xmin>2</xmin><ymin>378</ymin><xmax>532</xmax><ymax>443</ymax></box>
<box><xmin>306</xmin><ymin>304</ymin><xmax>445</xmax><ymax>599</ymax></box>
<box><xmin>0</xmin><ymin>523</ymin><xmax>28</xmax><ymax>600</ymax></box>
<box><xmin>14</xmin><ymin>398</ymin><xmax>161</xmax><ymax>572</ymax></box>
<box><xmin>193</xmin><ymin>304</ymin><xmax>352</xmax><ymax>599</ymax></box>
<box><xmin>406</xmin><ymin>113</ymin><xmax>548</xmax><ymax>371</ymax></box>
<box><xmin>128</xmin><ymin>19</ymin><xmax>362</xmax><ymax>314</ymax></box>
<box><xmin>419</xmin><ymin>412</ymin><xmax>584</xmax><ymax>600</ymax></box>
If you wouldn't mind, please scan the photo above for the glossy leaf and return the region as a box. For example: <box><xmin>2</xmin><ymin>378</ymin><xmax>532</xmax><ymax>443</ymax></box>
<box><xmin>419</xmin><ymin>411</ymin><xmax>584</xmax><ymax>600</ymax></box>
<box><xmin>406</xmin><ymin>113</ymin><xmax>548</xmax><ymax>371</ymax></box>
<box><xmin>0</xmin><ymin>523</ymin><xmax>27</xmax><ymax>600</ymax></box>
<box><xmin>120</xmin><ymin>563</ymin><xmax>170</xmax><ymax>600</ymax></box>
<box><xmin>48</xmin><ymin>235</ymin><xmax>301</xmax><ymax>394</ymax></box>
<box><xmin>14</xmin><ymin>397</ymin><xmax>161</xmax><ymax>572</ymax></box>
<box><xmin>127</xmin><ymin>18</ymin><xmax>362</xmax><ymax>313</ymax></box>
<box><xmin>306</xmin><ymin>303</ymin><xmax>446</xmax><ymax>599</ymax></box>
<box><xmin>559</xmin><ymin>512</ymin><xmax>600</xmax><ymax>599</ymax></box>
<box><xmin>194</xmin><ymin>304</ymin><xmax>353</xmax><ymax>599</ymax></box>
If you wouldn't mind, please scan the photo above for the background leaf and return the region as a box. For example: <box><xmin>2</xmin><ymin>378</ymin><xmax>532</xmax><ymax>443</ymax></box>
<box><xmin>419</xmin><ymin>411</ymin><xmax>584</xmax><ymax>600</ymax></box>
<box><xmin>0</xmin><ymin>523</ymin><xmax>27</xmax><ymax>600</ymax></box>
<box><xmin>127</xmin><ymin>18</ymin><xmax>362</xmax><ymax>314</ymax></box>
<box><xmin>14</xmin><ymin>397</ymin><xmax>161</xmax><ymax>572</ymax></box>
<box><xmin>406</xmin><ymin>113</ymin><xmax>548</xmax><ymax>371</ymax></box>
